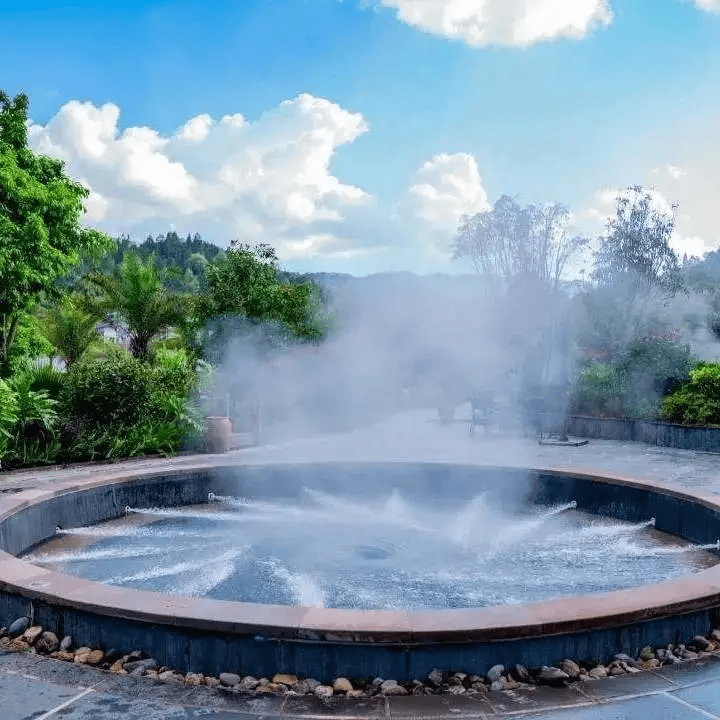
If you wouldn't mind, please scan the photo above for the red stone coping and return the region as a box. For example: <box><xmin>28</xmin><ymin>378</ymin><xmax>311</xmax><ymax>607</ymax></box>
<box><xmin>2</xmin><ymin>460</ymin><xmax>720</xmax><ymax>645</ymax></box>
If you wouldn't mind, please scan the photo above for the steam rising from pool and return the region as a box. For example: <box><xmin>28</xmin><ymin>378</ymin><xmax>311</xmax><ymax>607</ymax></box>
<box><xmin>27</xmin><ymin>489</ymin><xmax>718</xmax><ymax>609</ymax></box>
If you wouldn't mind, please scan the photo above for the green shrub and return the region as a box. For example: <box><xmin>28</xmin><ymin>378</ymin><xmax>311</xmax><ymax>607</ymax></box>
<box><xmin>571</xmin><ymin>362</ymin><xmax>620</xmax><ymax>416</ymax></box>
<box><xmin>147</xmin><ymin>348</ymin><xmax>203</xmax><ymax>446</ymax></box>
<box><xmin>614</xmin><ymin>339</ymin><xmax>692</xmax><ymax>418</ymax></box>
<box><xmin>60</xmin><ymin>345</ymin><xmax>152</xmax><ymax>427</ymax></box>
<box><xmin>571</xmin><ymin>339</ymin><xmax>693</xmax><ymax>419</ymax></box>
<box><xmin>150</xmin><ymin>348</ymin><xmax>196</xmax><ymax>399</ymax></box>
<box><xmin>58</xmin><ymin>344</ymin><xmax>202</xmax><ymax>461</ymax></box>
<box><xmin>661</xmin><ymin>363</ymin><xmax>720</xmax><ymax>425</ymax></box>
<box><xmin>66</xmin><ymin>420</ymin><xmax>187</xmax><ymax>461</ymax></box>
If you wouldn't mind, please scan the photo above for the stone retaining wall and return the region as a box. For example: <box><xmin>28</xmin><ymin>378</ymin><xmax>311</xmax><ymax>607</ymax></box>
<box><xmin>568</xmin><ymin>416</ymin><xmax>720</xmax><ymax>453</ymax></box>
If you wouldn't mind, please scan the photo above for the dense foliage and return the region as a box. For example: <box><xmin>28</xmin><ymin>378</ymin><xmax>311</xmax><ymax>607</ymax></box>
<box><xmin>93</xmin><ymin>231</ymin><xmax>223</xmax><ymax>293</ymax></box>
<box><xmin>0</xmin><ymin>89</ymin><xmax>329</xmax><ymax>469</ymax></box>
<box><xmin>0</xmin><ymin>91</ymin><xmax>111</xmax><ymax>376</ymax></box>
<box><xmin>87</xmin><ymin>253</ymin><xmax>191</xmax><ymax>360</ymax></box>
<box><xmin>196</xmin><ymin>242</ymin><xmax>329</xmax><ymax>360</ymax></box>
<box><xmin>36</xmin><ymin>295</ymin><xmax>102</xmax><ymax>368</ymax></box>
<box><xmin>571</xmin><ymin>339</ymin><xmax>692</xmax><ymax>419</ymax></box>
<box><xmin>661</xmin><ymin>363</ymin><xmax>720</xmax><ymax>426</ymax></box>
<box><xmin>58</xmin><ymin>346</ymin><xmax>202</xmax><ymax>462</ymax></box>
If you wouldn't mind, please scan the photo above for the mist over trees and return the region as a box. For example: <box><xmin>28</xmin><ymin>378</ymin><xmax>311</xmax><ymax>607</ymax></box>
<box><xmin>592</xmin><ymin>186</ymin><xmax>681</xmax><ymax>298</ymax></box>
<box><xmin>453</xmin><ymin>195</ymin><xmax>588</xmax><ymax>291</ymax></box>
<box><xmin>6</xmin><ymin>85</ymin><xmax>720</xmax><ymax>468</ymax></box>
<box><xmin>572</xmin><ymin>186</ymin><xmax>700</xmax><ymax>419</ymax></box>
<box><xmin>452</xmin><ymin>195</ymin><xmax>589</xmax><ymax>397</ymax></box>
<box><xmin>451</xmin><ymin>183</ymin><xmax>720</xmax><ymax>424</ymax></box>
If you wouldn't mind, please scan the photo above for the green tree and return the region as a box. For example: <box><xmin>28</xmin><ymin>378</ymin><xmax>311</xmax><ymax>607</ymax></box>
<box><xmin>0</xmin><ymin>91</ymin><xmax>111</xmax><ymax>376</ymax></box>
<box><xmin>593</xmin><ymin>186</ymin><xmax>681</xmax><ymax>297</ymax></box>
<box><xmin>198</xmin><ymin>242</ymin><xmax>328</xmax><ymax>349</ymax></box>
<box><xmin>454</xmin><ymin>195</ymin><xmax>587</xmax><ymax>291</ymax></box>
<box><xmin>580</xmin><ymin>187</ymin><xmax>683</xmax><ymax>363</ymax></box>
<box><xmin>8</xmin><ymin>313</ymin><xmax>55</xmax><ymax>371</ymax></box>
<box><xmin>87</xmin><ymin>252</ymin><xmax>191</xmax><ymax>360</ymax></box>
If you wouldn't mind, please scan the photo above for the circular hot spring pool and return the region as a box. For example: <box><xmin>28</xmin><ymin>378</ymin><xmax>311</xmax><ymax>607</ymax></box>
<box><xmin>6</xmin><ymin>461</ymin><xmax>720</xmax><ymax>679</ymax></box>
<box><xmin>25</xmin><ymin>481</ymin><xmax>719</xmax><ymax>611</ymax></box>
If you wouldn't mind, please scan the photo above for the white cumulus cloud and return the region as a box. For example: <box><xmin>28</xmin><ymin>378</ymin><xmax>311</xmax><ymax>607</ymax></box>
<box><xmin>28</xmin><ymin>94</ymin><xmax>371</xmax><ymax>260</ymax></box>
<box><xmin>27</xmin><ymin>95</ymin><xmax>499</xmax><ymax>272</ymax></box>
<box><xmin>407</xmin><ymin>152</ymin><xmax>489</xmax><ymax>230</ymax></box>
<box><xmin>667</xmin><ymin>165</ymin><xmax>687</xmax><ymax>180</ymax></box>
<box><xmin>400</xmin><ymin>152</ymin><xmax>490</xmax><ymax>266</ymax></box>
<box><xmin>670</xmin><ymin>232</ymin><xmax>710</xmax><ymax>259</ymax></box>
<box><xmin>577</xmin><ymin>185</ymin><xmax>713</xmax><ymax>259</ymax></box>
<box><xmin>379</xmin><ymin>0</ymin><xmax>613</xmax><ymax>47</ymax></box>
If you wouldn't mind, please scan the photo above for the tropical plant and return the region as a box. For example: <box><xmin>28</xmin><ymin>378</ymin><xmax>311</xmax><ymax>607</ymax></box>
<box><xmin>36</xmin><ymin>294</ymin><xmax>102</xmax><ymax>368</ymax></box>
<box><xmin>87</xmin><ymin>252</ymin><xmax>191</xmax><ymax>360</ymax></box>
<box><xmin>25</xmin><ymin>363</ymin><xmax>66</xmax><ymax>400</ymax></box>
<box><xmin>0</xmin><ymin>378</ymin><xmax>18</xmax><ymax>462</ymax></box>
<box><xmin>1</xmin><ymin>369</ymin><xmax>60</xmax><ymax>467</ymax></box>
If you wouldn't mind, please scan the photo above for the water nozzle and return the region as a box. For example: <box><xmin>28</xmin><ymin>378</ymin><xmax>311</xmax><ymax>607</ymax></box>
<box><xmin>649</xmin><ymin>517</ymin><xmax>656</xmax><ymax>527</ymax></box>
<box><xmin>124</xmin><ymin>505</ymin><xmax>132</xmax><ymax>516</ymax></box>
<box><xmin>55</xmin><ymin>525</ymin><xmax>62</xmax><ymax>533</ymax></box>
<box><xmin>208</xmin><ymin>492</ymin><xmax>216</xmax><ymax>502</ymax></box>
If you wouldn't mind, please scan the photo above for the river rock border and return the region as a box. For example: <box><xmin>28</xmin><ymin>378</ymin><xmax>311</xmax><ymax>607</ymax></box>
<box><xmin>3</xmin><ymin>619</ymin><xmax>720</xmax><ymax>699</ymax></box>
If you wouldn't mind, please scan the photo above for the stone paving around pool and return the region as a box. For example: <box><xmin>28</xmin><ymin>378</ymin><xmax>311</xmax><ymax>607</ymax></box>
<box><xmin>4</xmin><ymin>405</ymin><xmax>720</xmax><ymax>718</ymax></box>
<box><xmin>7</xmin><ymin>646</ymin><xmax>720</xmax><ymax>719</ymax></box>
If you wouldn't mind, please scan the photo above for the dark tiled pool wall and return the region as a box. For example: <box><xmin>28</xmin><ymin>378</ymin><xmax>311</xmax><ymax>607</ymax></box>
<box><xmin>535</xmin><ymin>471</ymin><xmax>720</xmax><ymax>545</ymax></box>
<box><xmin>0</xmin><ymin>471</ymin><xmax>218</xmax><ymax>556</ymax></box>
<box><xmin>1</xmin><ymin>590</ymin><xmax>716</xmax><ymax>680</ymax></box>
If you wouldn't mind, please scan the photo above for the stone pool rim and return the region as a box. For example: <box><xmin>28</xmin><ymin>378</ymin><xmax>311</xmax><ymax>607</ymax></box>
<box><xmin>2</xmin><ymin>458</ymin><xmax>720</xmax><ymax>679</ymax></box>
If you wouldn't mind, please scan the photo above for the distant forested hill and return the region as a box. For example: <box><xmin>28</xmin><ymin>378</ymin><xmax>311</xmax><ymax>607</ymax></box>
<box><xmin>90</xmin><ymin>232</ymin><xmax>224</xmax><ymax>292</ymax></box>
<box><xmin>92</xmin><ymin>233</ymin><xmax>354</xmax><ymax>295</ymax></box>
<box><xmin>107</xmin><ymin>232</ymin><xmax>221</xmax><ymax>268</ymax></box>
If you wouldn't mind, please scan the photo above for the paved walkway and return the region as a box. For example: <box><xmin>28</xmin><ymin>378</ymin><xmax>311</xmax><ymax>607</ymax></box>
<box><xmin>4</xmin><ymin>406</ymin><xmax>720</xmax><ymax>718</ymax></box>
<box><xmin>6</xmin><ymin>647</ymin><xmax>720</xmax><ymax>719</ymax></box>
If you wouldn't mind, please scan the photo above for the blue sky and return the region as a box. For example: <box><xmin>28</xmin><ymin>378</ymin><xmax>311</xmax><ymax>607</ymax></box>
<box><xmin>4</xmin><ymin>0</ymin><xmax>720</xmax><ymax>274</ymax></box>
